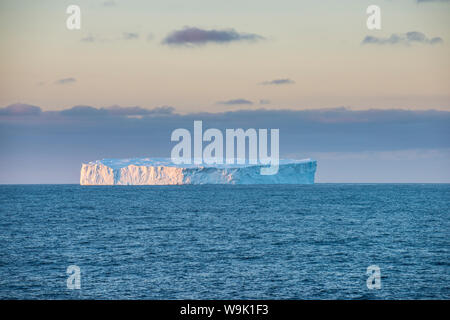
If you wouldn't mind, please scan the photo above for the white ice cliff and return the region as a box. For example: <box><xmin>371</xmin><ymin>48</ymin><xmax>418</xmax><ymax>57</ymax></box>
<box><xmin>80</xmin><ymin>158</ymin><xmax>317</xmax><ymax>185</ymax></box>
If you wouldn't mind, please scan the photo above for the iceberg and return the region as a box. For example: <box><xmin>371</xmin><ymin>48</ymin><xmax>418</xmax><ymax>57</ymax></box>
<box><xmin>80</xmin><ymin>158</ymin><xmax>317</xmax><ymax>185</ymax></box>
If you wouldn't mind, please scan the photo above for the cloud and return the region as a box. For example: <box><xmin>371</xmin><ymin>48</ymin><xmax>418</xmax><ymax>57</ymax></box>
<box><xmin>123</xmin><ymin>32</ymin><xmax>139</xmax><ymax>40</ymax></box>
<box><xmin>217</xmin><ymin>99</ymin><xmax>253</xmax><ymax>105</ymax></box>
<box><xmin>362</xmin><ymin>31</ymin><xmax>443</xmax><ymax>45</ymax></box>
<box><xmin>260</xmin><ymin>79</ymin><xmax>295</xmax><ymax>85</ymax></box>
<box><xmin>81</xmin><ymin>34</ymin><xmax>96</xmax><ymax>42</ymax></box>
<box><xmin>55</xmin><ymin>78</ymin><xmax>77</xmax><ymax>85</ymax></box>
<box><xmin>103</xmin><ymin>0</ymin><xmax>116</xmax><ymax>6</ymax></box>
<box><xmin>3</xmin><ymin>105</ymin><xmax>449</xmax><ymax>150</ymax></box>
<box><xmin>417</xmin><ymin>0</ymin><xmax>449</xmax><ymax>2</ymax></box>
<box><xmin>0</xmin><ymin>104</ymin><xmax>175</xmax><ymax>118</ymax></box>
<box><xmin>162</xmin><ymin>27</ymin><xmax>264</xmax><ymax>46</ymax></box>
<box><xmin>58</xmin><ymin>105</ymin><xmax>175</xmax><ymax>117</ymax></box>
<box><xmin>60</xmin><ymin>105</ymin><xmax>107</xmax><ymax>117</ymax></box>
<box><xmin>104</xmin><ymin>105</ymin><xmax>175</xmax><ymax>116</ymax></box>
<box><xmin>81</xmin><ymin>33</ymin><xmax>141</xmax><ymax>42</ymax></box>
<box><xmin>1</xmin><ymin>106</ymin><xmax>449</xmax><ymax>183</ymax></box>
<box><xmin>0</xmin><ymin>103</ymin><xmax>42</xmax><ymax>116</ymax></box>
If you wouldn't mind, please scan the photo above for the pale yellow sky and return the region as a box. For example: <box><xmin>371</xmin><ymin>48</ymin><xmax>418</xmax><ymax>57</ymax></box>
<box><xmin>0</xmin><ymin>0</ymin><xmax>449</xmax><ymax>112</ymax></box>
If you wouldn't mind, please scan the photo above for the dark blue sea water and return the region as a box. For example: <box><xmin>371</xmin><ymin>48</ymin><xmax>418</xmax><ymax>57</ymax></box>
<box><xmin>0</xmin><ymin>184</ymin><xmax>448</xmax><ymax>299</ymax></box>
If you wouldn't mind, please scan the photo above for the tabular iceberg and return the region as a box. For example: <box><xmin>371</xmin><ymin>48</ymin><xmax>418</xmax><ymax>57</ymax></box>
<box><xmin>80</xmin><ymin>158</ymin><xmax>317</xmax><ymax>185</ymax></box>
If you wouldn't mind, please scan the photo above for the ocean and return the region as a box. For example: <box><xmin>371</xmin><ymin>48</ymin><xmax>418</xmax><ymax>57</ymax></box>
<box><xmin>0</xmin><ymin>184</ymin><xmax>448</xmax><ymax>299</ymax></box>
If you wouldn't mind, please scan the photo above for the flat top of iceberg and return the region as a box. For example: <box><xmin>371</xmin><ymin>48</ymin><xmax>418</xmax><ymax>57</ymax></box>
<box><xmin>85</xmin><ymin>158</ymin><xmax>314</xmax><ymax>169</ymax></box>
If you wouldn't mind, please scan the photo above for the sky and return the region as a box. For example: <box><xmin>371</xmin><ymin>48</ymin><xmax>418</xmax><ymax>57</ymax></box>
<box><xmin>0</xmin><ymin>0</ymin><xmax>449</xmax><ymax>183</ymax></box>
